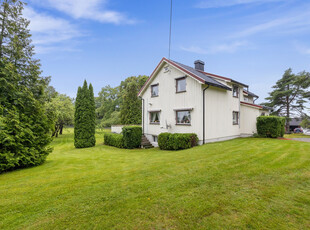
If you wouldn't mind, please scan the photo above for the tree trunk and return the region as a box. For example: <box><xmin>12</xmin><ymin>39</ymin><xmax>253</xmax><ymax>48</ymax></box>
<box><xmin>286</xmin><ymin>94</ymin><xmax>290</xmax><ymax>133</ymax></box>
<box><xmin>52</xmin><ymin>124</ymin><xmax>60</xmax><ymax>137</ymax></box>
<box><xmin>59</xmin><ymin>124</ymin><xmax>63</xmax><ymax>135</ymax></box>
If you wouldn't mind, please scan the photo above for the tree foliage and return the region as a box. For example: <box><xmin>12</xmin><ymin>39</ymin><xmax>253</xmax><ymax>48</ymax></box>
<box><xmin>45</xmin><ymin>94</ymin><xmax>74</xmax><ymax>137</ymax></box>
<box><xmin>96</xmin><ymin>75</ymin><xmax>148</xmax><ymax>127</ymax></box>
<box><xmin>74</xmin><ymin>80</ymin><xmax>96</xmax><ymax>148</ymax></box>
<box><xmin>0</xmin><ymin>0</ymin><xmax>53</xmax><ymax>173</ymax></box>
<box><xmin>264</xmin><ymin>68</ymin><xmax>310</xmax><ymax>130</ymax></box>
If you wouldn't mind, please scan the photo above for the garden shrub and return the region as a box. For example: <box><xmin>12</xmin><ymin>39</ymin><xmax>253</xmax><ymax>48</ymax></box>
<box><xmin>122</xmin><ymin>126</ymin><xmax>142</xmax><ymax>149</ymax></box>
<box><xmin>158</xmin><ymin>133</ymin><xmax>198</xmax><ymax>150</ymax></box>
<box><xmin>104</xmin><ymin>133</ymin><xmax>124</xmax><ymax>148</ymax></box>
<box><xmin>104</xmin><ymin>126</ymin><xmax>142</xmax><ymax>149</ymax></box>
<box><xmin>257</xmin><ymin>116</ymin><xmax>286</xmax><ymax>138</ymax></box>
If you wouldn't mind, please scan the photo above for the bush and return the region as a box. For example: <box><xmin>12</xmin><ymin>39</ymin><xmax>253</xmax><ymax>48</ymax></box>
<box><xmin>122</xmin><ymin>126</ymin><xmax>142</xmax><ymax>149</ymax></box>
<box><xmin>257</xmin><ymin>116</ymin><xmax>286</xmax><ymax>138</ymax></box>
<box><xmin>104</xmin><ymin>133</ymin><xmax>124</xmax><ymax>148</ymax></box>
<box><xmin>158</xmin><ymin>133</ymin><xmax>198</xmax><ymax>150</ymax></box>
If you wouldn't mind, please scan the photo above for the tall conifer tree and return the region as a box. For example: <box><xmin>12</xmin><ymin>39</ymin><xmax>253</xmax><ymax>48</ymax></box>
<box><xmin>74</xmin><ymin>80</ymin><xmax>96</xmax><ymax>148</ymax></box>
<box><xmin>0</xmin><ymin>0</ymin><xmax>52</xmax><ymax>172</ymax></box>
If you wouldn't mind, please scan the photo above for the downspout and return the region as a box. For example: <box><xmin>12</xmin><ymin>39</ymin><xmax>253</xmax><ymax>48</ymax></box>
<box><xmin>203</xmin><ymin>84</ymin><xmax>210</xmax><ymax>144</ymax></box>
<box><xmin>139</xmin><ymin>96</ymin><xmax>144</xmax><ymax>134</ymax></box>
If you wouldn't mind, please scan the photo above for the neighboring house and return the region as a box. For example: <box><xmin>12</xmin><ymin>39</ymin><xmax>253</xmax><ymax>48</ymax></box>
<box><xmin>138</xmin><ymin>58</ymin><xmax>270</xmax><ymax>146</ymax></box>
<box><xmin>289</xmin><ymin>118</ymin><xmax>302</xmax><ymax>132</ymax></box>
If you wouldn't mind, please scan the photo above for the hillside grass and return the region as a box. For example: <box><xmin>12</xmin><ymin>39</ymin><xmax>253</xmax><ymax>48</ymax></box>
<box><xmin>1</xmin><ymin>129</ymin><xmax>310</xmax><ymax>229</ymax></box>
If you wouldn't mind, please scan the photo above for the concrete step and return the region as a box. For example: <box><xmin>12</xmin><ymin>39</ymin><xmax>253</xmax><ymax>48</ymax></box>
<box><xmin>141</xmin><ymin>134</ymin><xmax>154</xmax><ymax>148</ymax></box>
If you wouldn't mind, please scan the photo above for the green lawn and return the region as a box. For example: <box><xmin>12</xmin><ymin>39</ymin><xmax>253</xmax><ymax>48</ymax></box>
<box><xmin>284</xmin><ymin>133</ymin><xmax>310</xmax><ymax>138</ymax></box>
<box><xmin>1</xmin><ymin>129</ymin><xmax>310</xmax><ymax>229</ymax></box>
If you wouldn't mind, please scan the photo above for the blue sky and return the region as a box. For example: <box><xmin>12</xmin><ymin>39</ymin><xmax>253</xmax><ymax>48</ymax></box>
<box><xmin>26</xmin><ymin>0</ymin><xmax>310</xmax><ymax>103</ymax></box>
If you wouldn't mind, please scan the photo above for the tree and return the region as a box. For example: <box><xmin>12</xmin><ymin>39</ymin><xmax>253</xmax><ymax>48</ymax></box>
<box><xmin>120</xmin><ymin>81</ymin><xmax>142</xmax><ymax>125</ymax></box>
<box><xmin>96</xmin><ymin>75</ymin><xmax>148</xmax><ymax>127</ymax></box>
<box><xmin>300</xmin><ymin>116</ymin><xmax>310</xmax><ymax>129</ymax></box>
<box><xmin>74</xmin><ymin>80</ymin><xmax>96</xmax><ymax>148</ymax></box>
<box><xmin>264</xmin><ymin>68</ymin><xmax>310</xmax><ymax>131</ymax></box>
<box><xmin>0</xmin><ymin>62</ymin><xmax>52</xmax><ymax>172</ymax></box>
<box><xmin>0</xmin><ymin>1</ymin><xmax>53</xmax><ymax>173</ymax></box>
<box><xmin>46</xmin><ymin>94</ymin><xmax>74</xmax><ymax>137</ymax></box>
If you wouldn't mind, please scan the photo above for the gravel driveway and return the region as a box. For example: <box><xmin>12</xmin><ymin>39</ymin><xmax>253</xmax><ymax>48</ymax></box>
<box><xmin>291</xmin><ymin>138</ymin><xmax>310</xmax><ymax>142</ymax></box>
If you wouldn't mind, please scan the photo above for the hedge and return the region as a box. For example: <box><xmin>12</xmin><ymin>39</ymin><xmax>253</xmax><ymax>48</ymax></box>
<box><xmin>158</xmin><ymin>133</ymin><xmax>198</xmax><ymax>150</ymax></box>
<box><xmin>122</xmin><ymin>126</ymin><xmax>142</xmax><ymax>149</ymax></box>
<box><xmin>104</xmin><ymin>126</ymin><xmax>142</xmax><ymax>149</ymax></box>
<box><xmin>104</xmin><ymin>133</ymin><xmax>124</xmax><ymax>148</ymax></box>
<box><xmin>257</xmin><ymin>116</ymin><xmax>286</xmax><ymax>138</ymax></box>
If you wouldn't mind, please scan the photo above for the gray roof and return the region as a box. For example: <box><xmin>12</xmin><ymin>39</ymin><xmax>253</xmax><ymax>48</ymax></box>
<box><xmin>290</xmin><ymin>118</ymin><xmax>302</xmax><ymax>126</ymax></box>
<box><xmin>246</xmin><ymin>91</ymin><xmax>259</xmax><ymax>98</ymax></box>
<box><xmin>171</xmin><ymin>60</ymin><xmax>232</xmax><ymax>91</ymax></box>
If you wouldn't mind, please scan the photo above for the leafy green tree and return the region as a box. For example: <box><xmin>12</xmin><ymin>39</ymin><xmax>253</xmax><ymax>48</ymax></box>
<box><xmin>74</xmin><ymin>80</ymin><xmax>96</xmax><ymax>148</ymax></box>
<box><xmin>264</xmin><ymin>68</ymin><xmax>310</xmax><ymax>131</ymax></box>
<box><xmin>96</xmin><ymin>85</ymin><xmax>119</xmax><ymax>121</ymax></box>
<box><xmin>96</xmin><ymin>75</ymin><xmax>148</xmax><ymax>127</ymax></box>
<box><xmin>300</xmin><ymin>116</ymin><xmax>310</xmax><ymax>129</ymax></box>
<box><xmin>46</xmin><ymin>94</ymin><xmax>74</xmax><ymax>137</ymax></box>
<box><xmin>0</xmin><ymin>1</ymin><xmax>53</xmax><ymax>173</ymax></box>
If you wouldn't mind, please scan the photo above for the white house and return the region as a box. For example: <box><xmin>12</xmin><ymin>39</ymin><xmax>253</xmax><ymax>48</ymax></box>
<box><xmin>138</xmin><ymin>57</ymin><xmax>270</xmax><ymax>146</ymax></box>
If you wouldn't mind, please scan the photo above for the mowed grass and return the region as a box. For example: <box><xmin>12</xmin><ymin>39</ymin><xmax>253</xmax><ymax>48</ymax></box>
<box><xmin>1</xmin><ymin>129</ymin><xmax>310</xmax><ymax>229</ymax></box>
<box><xmin>284</xmin><ymin>133</ymin><xmax>310</xmax><ymax>138</ymax></box>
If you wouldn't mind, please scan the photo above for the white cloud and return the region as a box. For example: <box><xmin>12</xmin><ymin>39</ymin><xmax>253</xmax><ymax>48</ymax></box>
<box><xmin>24</xmin><ymin>7</ymin><xmax>82</xmax><ymax>53</ymax></box>
<box><xmin>232</xmin><ymin>12</ymin><xmax>310</xmax><ymax>38</ymax></box>
<box><xmin>30</xmin><ymin>0</ymin><xmax>135</xmax><ymax>24</ymax></box>
<box><xmin>196</xmin><ymin>0</ymin><xmax>285</xmax><ymax>8</ymax></box>
<box><xmin>181</xmin><ymin>41</ymin><xmax>249</xmax><ymax>54</ymax></box>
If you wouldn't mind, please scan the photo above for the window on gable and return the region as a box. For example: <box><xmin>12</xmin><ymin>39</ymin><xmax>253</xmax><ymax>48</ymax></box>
<box><xmin>150</xmin><ymin>111</ymin><xmax>160</xmax><ymax>124</ymax></box>
<box><xmin>233</xmin><ymin>85</ymin><xmax>239</xmax><ymax>98</ymax></box>
<box><xmin>151</xmin><ymin>84</ymin><xmax>159</xmax><ymax>97</ymax></box>
<box><xmin>244</xmin><ymin>96</ymin><xmax>249</xmax><ymax>102</ymax></box>
<box><xmin>176</xmin><ymin>110</ymin><xmax>191</xmax><ymax>125</ymax></box>
<box><xmin>233</xmin><ymin>111</ymin><xmax>239</xmax><ymax>125</ymax></box>
<box><xmin>176</xmin><ymin>77</ymin><xmax>186</xmax><ymax>93</ymax></box>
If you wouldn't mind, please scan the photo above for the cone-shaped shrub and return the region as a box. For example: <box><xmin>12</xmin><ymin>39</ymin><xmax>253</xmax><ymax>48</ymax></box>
<box><xmin>74</xmin><ymin>80</ymin><xmax>96</xmax><ymax>148</ymax></box>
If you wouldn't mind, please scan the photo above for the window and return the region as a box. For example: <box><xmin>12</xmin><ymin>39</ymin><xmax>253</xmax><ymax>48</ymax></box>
<box><xmin>151</xmin><ymin>84</ymin><xmax>159</xmax><ymax>97</ymax></box>
<box><xmin>176</xmin><ymin>110</ymin><xmax>191</xmax><ymax>125</ymax></box>
<box><xmin>176</xmin><ymin>77</ymin><xmax>186</xmax><ymax>93</ymax></box>
<box><xmin>153</xmin><ymin>135</ymin><xmax>158</xmax><ymax>142</ymax></box>
<box><xmin>233</xmin><ymin>111</ymin><xmax>239</xmax><ymax>125</ymax></box>
<box><xmin>244</xmin><ymin>96</ymin><xmax>249</xmax><ymax>102</ymax></box>
<box><xmin>150</xmin><ymin>111</ymin><xmax>160</xmax><ymax>124</ymax></box>
<box><xmin>233</xmin><ymin>85</ymin><xmax>239</xmax><ymax>98</ymax></box>
<box><xmin>261</xmin><ymin>112</ymin><xmax>266</xmax><ymax>116</ymax></box>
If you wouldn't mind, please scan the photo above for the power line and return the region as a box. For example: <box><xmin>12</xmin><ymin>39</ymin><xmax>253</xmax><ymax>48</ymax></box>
<box><xmin>168</xmin><ymin>0</ymin><xmax>173</xmax><ymax>60</ymax></box>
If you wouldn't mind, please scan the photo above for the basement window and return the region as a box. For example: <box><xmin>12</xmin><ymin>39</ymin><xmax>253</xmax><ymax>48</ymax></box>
<box><xmin>233</xmin><ymin>111</ymin><xmax>239</xmax><ymax>125</ymax></box>
<box><xmin>150</xmin><ymin>111</ymin><xmax>160</xmax><ymax>124</ymax></box>
<box><xmin>176</xmin><ymin>110</ymin><xmax>191</xmax><ymax>125</ymax></box>
<box><xmin>153</xmin><ymin>135</ymin><xmax>158</xmax><ymax>142</ymax></box>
